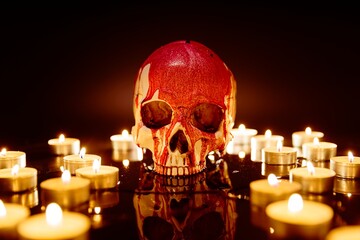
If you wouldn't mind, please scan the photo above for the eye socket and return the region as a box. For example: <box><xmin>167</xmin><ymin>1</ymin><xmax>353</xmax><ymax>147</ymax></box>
<box><xmin>141</xmin><ymin>101</ymin><xmax>172</xmax><ymax>129</ymax></box>
<box><xmin>190</xmin><ymin>103</ymin><xmax>223</xmax><ymax>133</ymax></box>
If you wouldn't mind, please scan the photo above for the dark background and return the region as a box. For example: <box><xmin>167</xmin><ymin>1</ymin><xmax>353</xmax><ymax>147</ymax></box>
<box><xmin>1</xmin><ymin>3</ymin><xmax>359</xmax><ymax>153</ymax></box>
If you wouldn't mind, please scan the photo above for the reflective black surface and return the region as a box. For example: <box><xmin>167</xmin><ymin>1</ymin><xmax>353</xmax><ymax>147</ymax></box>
<box><xmin>1</xmin><ymin>138</ymin><xmax>360</xmax><ymax>240</ymax></box>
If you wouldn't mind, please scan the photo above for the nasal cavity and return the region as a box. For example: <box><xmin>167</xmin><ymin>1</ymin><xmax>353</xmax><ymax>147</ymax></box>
<box><xmin>169</xmin><ymin>130</ymin><xmax>189</xmax><ymax>154</ymax></box>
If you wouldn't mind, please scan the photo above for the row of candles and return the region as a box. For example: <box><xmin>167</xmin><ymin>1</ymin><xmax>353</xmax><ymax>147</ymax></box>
<box><xmin>0</xmin><ymin>130</ymin><xmax>141</xmax><ymax>239</ymax></box>
<box><xmin>229</xmin><ymin>124</ymin><xmax>360</xmax><ymax>239</ymax></box>
<box><xmin>1</xmin><ymin>125</ymin><xmax>360</xmax><ymax>239</ymax></box>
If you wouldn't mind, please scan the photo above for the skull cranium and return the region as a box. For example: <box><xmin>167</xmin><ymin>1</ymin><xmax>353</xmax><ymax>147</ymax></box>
<box><xmin>132</xmin><ymin>40</ymin><xmax>236</xmax><ymax>176</ymax></box>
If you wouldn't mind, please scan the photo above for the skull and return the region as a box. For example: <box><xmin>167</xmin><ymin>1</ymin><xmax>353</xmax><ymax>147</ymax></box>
<box><xmin>132</xmin><ymin>40</ymin><xmax>236</xmax><ymax>176</ymax></box>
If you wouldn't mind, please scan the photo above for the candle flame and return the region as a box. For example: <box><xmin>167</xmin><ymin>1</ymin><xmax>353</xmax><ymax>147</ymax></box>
<box><xmin>11</xmin><ymin>164</ymin><xmax>19</xmax><ymax>176</ymax></box>
<box><xmin>348</xmin><ymin>151</ymin><xmax>354</xmax><ymax>163</ymax></box>
<box><xmin>288</xmin><ymin>193</ymin><xmax>303</xmax><ymax>213</ymax></box>
<box><xmin>123</xmin><ymin>159</ymin><xmax>130</xmax><ymax>168</ymax></box>
<box><xmin>93</xmin><ymin>159</ymin><xmax>101</xmax><ymax>173</ymax></box>
<box><xmin>79</xmin><ymin>147</ymin><xmax>86</xmax><ymax>159</ymax></box>
<box><xmin>0</xmin><ymin>200</ymin><xmax>6</xmax><ymax>217</ymax></box>
<box><xmin>239</xmin><ymin>151</ymin><xmax>246</xmax><ymax>159</ymax></box>
<box><xmin>94</xmin><ymin>206</ymin><xmax>101</xmax><ymax>214</ymax></box>
<box><xmin>307</xmin><ymin>161</ymin><xmax>315</xmax><ymax>175</ymax></box>
<box><xmin>46</xmin><ymin>203</ymin><xmax>63</xmax><ymax>226</ymax></box>
<box><xmin>265</xmin><ymin>129</ymin><xmax>272</xmax><ymax>138</ymax></box>
<box><xmin>268</xmin><ymin>173</ymin><xmax>279</xmax><ymax>187</ymax></box>
<box><xmin>121</xmin><ymin>129</ymin><xmax>129</xmax><ymax>138</ymax></box>
<box><xmin>58</xmin><ymin>134</ymin><xmax>65</xmax><ymax>143</ymax></box>
<box><xmin>276</xmin><ymin>140</ymin><xmax>283</xmax><ymax>152</ymax></box>
<box><xmin>61</xmin><ymin>170</ymin><xmax>71</xmax><ymax>183</ymax></box>
<box><xmin>313</xmin><ymin>137</ymin><xmax>320</xmax><ymax>145</ymax></box>
<box><xmin>305</xmin><ymin>127</ymin><xmax>312</xmax><ymax>135</ymax></box>
<box><xmin>239</xmin><ymin>124</ymin><xmax>246</xmax><ymax>134</ymax></box>
<box><xmin>0</xmin><ymin>148</ymin><xmax>6</xmax><ymax>156</ymax></box>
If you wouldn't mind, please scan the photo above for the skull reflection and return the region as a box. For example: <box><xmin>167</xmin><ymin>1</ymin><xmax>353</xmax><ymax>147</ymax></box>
<box><xmin>132</xmin><ymin>40</ymin><xmax>236</xmax><ymax>176</ymax></box>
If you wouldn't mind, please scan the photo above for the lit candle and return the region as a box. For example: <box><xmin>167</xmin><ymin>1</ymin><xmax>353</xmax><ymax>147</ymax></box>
<box><xmin>330</xmin><ymin>151</ymin><xmax>360</xmax><ymax>178</ymax></box>
<box><xmin>325</xmin><ymin>225</ymin><xmax>360</xmax><ymax>240</ymax></box>
<box><xmin>302</xmin><ymin>137</ymin><xmax>337</xmax><ymax>167</ymax></box>
<box><xmin>251</xmin><ymin>129</ymin><xmax>284</xmax><ymax>161</ymax></box>
<box><xmin>250</xmin><ymin>173</ymin><xmax>301</xmax><ymax>208</ymax></box>
<box><xmin>0</xmin><ymin>164</ymin><xmax>37</xmax><ymax>192</ymax></box>
<box><xmin>110</xmin><ymin>129</ymin><xmax>137</xmax><ymax>152</ymax></box>
<box><xmin>0</xmin><ymin>200</ymin><xmax>30</xmax><ymax>240</ymax></box>
<box><xmin>261</xmin><ymin>140</ymin><xmax>297</xmax><ymax>165</ymax></box>
<box><xmin>17</xmin><ymin>202</ymin><xmax>91</xmax><ymax>240</ymax></box>
<box><xmin>290</xmin><ymin>161</ymin><xmax>336</xmax><ymax>194</ymax></box>
<box><xmin>0</xmin><ymin>148</ymin><xmax>26</xmax><ymax>169</ymax></box>
<box><xmin>75</xmin><ymin>159</ymin><xmax>119</xmax><ymax>190</ymax></box>
<box><xmin>48</xmin><ymin>134</ymin><xmax>80</xmax><ymax>156</ymax></box>
<box><xmin>292</xmin><ymin>127</ymin><xmax>324</xmax><ymax>148</ymax></box>
<box><xmin>40</xmin><ymin>170</ymin><xmax>90</xmax><ymax>209</ymax></box>
<box><xmin>63</xmin><ymin>147</ymin><xmax>101</xmax><ymax>175</ymax></box>
<box><xmin>230</xmin><ymin>124</ymin><xmax>258</xmax><ymax>145</ymax></box>
<box><xmin>266</xmin><ymin>193</ymin><xmax>334</xmax><ymax>239</ymax></box>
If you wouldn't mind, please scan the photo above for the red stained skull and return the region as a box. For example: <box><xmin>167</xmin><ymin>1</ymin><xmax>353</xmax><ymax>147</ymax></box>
<box><xmin>132</xmin><ymin>40</ymin><xmax>236</xmax><ymax>176</ymax></box>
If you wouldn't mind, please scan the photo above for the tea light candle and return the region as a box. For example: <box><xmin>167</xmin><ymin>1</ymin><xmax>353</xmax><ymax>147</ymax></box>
<box><xmin>292</xmin><ymin>127</ymin><xmax>324</xmax><ymax>148</ymax></box>
<box><xmin>75</xmin><ymin>159</ymin><xmax>119</xmax><ymax>189</ymax></box>
<box><xmin>63</xmin><ymin>147</ymin><xmax>101</xmax><ymax>175</ymax></box>
<box><xmin>251</xmin><ymin>129</ymin><xmax>284</xmax><ymax>161</ymax></box>
<box><xmin>325</xmin><ymin>225</ymin><xmax>360</xmax><ymax>240</ymax></box>
<box><xmin>48</xmin><ymin>134</ymin><xmax>80</xmax><ymax>156</ymax></box>
<box><xmin>0</xmin><ymin>165</ymin><xmax>37</xmax><ymax>192</ymax></box>
<box><xmin>330</xmin><ymin>151</ymin><xmax>360</xmax><ymax>179</ymax></box>
<box><xmin>110</xmin><ymin>129</ymin><xmax>137</xmax><ymax>152</ymax></box>
<box><xmin>0</xmin><ymin>200</ymin><xmax>30</xmax><ymax>240</ymax></box>
<box><xmin>0</xmin><ymin>148</ymin><xmax>26</xmax><ymax>169</ymax></box>
<box><xmin>250</xmin><ymin>173</ymin><xmax>302</xmax><ymax>208</ymax></box>
<box><xmin>231</xmin><ymin>124</ymin><xmax>258</xmax><ymax>145</ymax></box>
<box><xmin>266</xmin><ymin>193</ymin><xmax>334</xmax><ymax>240</ymax></box>
<box><xmin>40</xmin><ymin>170</ymin><xmax>90</xmax><ymax>209</ymax></box>
<box><xmin>261</xmin><ymin>140</ymin><xmax>297</xmax><ymax>165</ymax></box>
<box><xmin>290</xmin><ymin>161</ymin><xmax>336</xmax><ymax>194</ymax></box>
<box><xmin>17</xmin><ymin>202</ymin><xmax>91</xmax><ymax>240</ymax></box>
<box><xmin>302</xmin><ymin>137</ymin><xmax>337</xmax><ymax>162</ymax></box>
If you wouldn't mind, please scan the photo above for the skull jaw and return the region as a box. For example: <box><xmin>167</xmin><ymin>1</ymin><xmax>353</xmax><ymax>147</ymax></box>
<box><xmin>153</xmin><ymin>148</ymin><xmax>207</xmax><ymax>176</ymax></box>
<box><xmin>153</xmin><ymin>162</ymin><xmax>206</xmax><ymax>176</ymax></box>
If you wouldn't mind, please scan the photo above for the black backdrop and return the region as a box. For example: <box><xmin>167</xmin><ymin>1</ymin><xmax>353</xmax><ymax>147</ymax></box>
<box><xmin>1</xmin><ymin>3</ymin><xmax>359</xmax><ymax>153</ymax></box>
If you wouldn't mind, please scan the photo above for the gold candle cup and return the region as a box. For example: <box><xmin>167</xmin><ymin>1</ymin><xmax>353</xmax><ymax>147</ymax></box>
<box><xmin>302</xmin><ymin>141</ymin><xmax>337</xmax><ymax>162</ymax></box>
<box><xmin>250</xmin><ymin>134</ymin><xmax>284</xmax><ymax>161</ymax></box>
<box><xmin>250</xmin><ymin>178</ymin><xmax>301</xmax><ymax>208</ymax></box>
<box><xmin>48</xmin><ymin>137</ymin><xmax>80</xmax><ymax>156</ymax></box>
<box><xmin>266</xmin><ymin>198</ymin><xmax>333</xmax><ymax>240</ymax></box>
<box><xmin>63</xmin><ymin>154</ymin><xmax>101</xmax><ymax>175</ymax></box>
<box><xmin>292</xmin><ymin>130</ymin><xmax>324</xmax><ymax>148</ymax></box>
<box><xmin>0</xmin><ymin>151</ymin><xmax>26</xmax><ymax>169</ymax></box>
<box><xmin>40</xmin><ymin>177</ymin><xmax>90</xmax><ymax>209</ymax></box>
<box><xmin>17</xmin><ymin>210</ymin><xmax>91</xmax><ymax>240</ymax></box>
<box><xmin>330</xmin><ymin>156</ymin><xmax>360</xmax><ymax>179</ymax></box>
<box><xmin>75</xmin><ymin>166</ymin><xmax>119</xmax><ymax>190</ymax></box>
<box><xmin>262</xmin><ymin>146</ymin><xmax>297</xmax><ymax>165</ymax></box>
<box><xmin>290</xmin><ymin>167</ymin><xmax>336</xmax><ymax>194</ymax></box>
<box><xmin>0</xmin><ymin>202</ymin><xmax>30</xmax><ymax>240</ymax></box>
<box><xmin>0</xmin><ymin>167</ymin><xmax>37</xmax><ymax>192</ymax></box>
